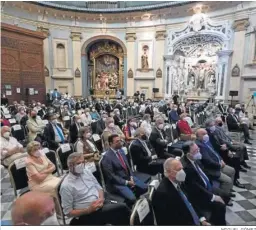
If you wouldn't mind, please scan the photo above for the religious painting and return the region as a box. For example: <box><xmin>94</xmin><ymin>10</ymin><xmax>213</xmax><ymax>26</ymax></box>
<box><xmin>231</xmin><ymin>64</ymin><xmax>240</xmax><ymax>77</ymax></box>
<box><xmin>138</xmin><ymin>41</ymin><xmax>153</xmax><ymax>69</ymax></box>
<box><xmin>95</xmin><ymin>54</ymin><xmax>119</xmax><ymax>90</ymax></box>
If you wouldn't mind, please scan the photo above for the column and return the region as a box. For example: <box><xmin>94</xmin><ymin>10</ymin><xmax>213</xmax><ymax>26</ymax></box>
<box><xmin>70</xmin><ymin>31</ymin><xmax>82</xmax><ymax>97</ymax></box>
<box><xmin>155</xmin><ymin>27</ymin><xmax>167</xmax><ymax>98</ymax></box>
<box><xmin>230</xmin><ymin>18</ymin><xmax>249</xmax><ymax>100</ymax></box>
<box><xmin>163</xmin><ymin>55</ymin><xmax>175</xmax><ymax>98</ymax></box>
<box><xmin>125</xmin><ymin>31</ymin><xmax>136</xmax><ymax>97</ymax></box>
<box><xmin>37</xmin><ymin>26</ymin><xmax>51</xmax><ymax>93</ymax></box>
<box><xmin>216</xmin><ymin>50</ymin><xmax>233</xmax><ymax>101</ymax></box>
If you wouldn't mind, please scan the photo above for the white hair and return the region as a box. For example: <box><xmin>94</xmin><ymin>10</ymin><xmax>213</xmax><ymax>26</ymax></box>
<box><xmin>67</xmin><ymin>152</ymin><xmax>83</xmax><ymax>168</ymax></box>
<box><xmin>163</xmin><ymin>157</ymin><xmax>175</xmax><ymax>178</ymax></box>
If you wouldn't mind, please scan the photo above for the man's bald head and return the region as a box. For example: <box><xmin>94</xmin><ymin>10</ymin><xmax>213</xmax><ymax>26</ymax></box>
<box><xmin>196</xmin><ymin>128</ymin><xmax>208</xmax><ymax>141</ymax></box>
<box><xmin>164</xmin><ymin>158</ymin><xmax>183</xmax><ymax>181</ymax></box>
<box><xmin>12</xmin><ymin>191</ymin><xmax>55</xmax><ymax>225</ymax></box>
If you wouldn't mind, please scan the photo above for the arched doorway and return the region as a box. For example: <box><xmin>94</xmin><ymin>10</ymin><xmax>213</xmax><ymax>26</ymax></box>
<box><xmin>81</xmin><ymin>36</ymin><xmax>127</xmax><ymax>98</ymax></box>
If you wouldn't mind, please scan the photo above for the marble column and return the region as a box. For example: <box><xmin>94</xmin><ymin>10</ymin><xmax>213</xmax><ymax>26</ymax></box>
<box><xmin>70</xmin><ymin>31</ymin><xmax>82</xmax><ymax>97</ymax></box>
<box><xmin>216</xmin><ymin>50</ymin><xmax>233</xmax><ymax>101</ymax></box>
<box><xmin>163</xmin><ymin>55</ymin><xmax>175</xmax><ymax>98</ymax></box>
<box><xmin>125</xmin><ymin>31</ymin><xmax>136</xmax><ymax>97</ymax></box>
<box><xmin>229</xmin><ymin>19</ymin><xmax>249</xmax><ymax>99</ymax></box>
<box><xmin>155</xmin><ymin>28</ymin><xmax>167</xmax><ymax>98</ymax></box>
<box><xmin>37</xmin><ymin>26</ymin><xmax>51</xmax><ymax>93</ymax></box>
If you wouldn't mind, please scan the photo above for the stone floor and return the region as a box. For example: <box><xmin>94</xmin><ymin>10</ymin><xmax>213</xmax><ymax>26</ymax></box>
<box><xmin>1</xmin><ymin>130</ymin><xmax>256</xmax><ymax>225</ymax></box>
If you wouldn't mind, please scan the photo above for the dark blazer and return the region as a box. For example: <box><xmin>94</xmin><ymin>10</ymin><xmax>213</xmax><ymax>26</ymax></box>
<box><xmin>145</xmin><ymin>106</ymin><xmax>154</xmax><ymax>117</ymax></box>
<box><xmin>101</xmin><ymin>148</ymin><xmax>133</xmax><ymax>191</ymax></box>
<box><xmin>95</xmin><ymin>102</ymin><xmax>104</xmax><ymax>113</ymax></box>
<box><xmin>113</xmin><ymin>115</ymin><xmax>124</xmax><ymax>129</ymax></box>
<box><xmin>149</xmin><ymin>127</ymin><xmax>167</xmax><ymax>159</ymax></box>
<box><xmin>169</xmin><ymin>110</ymin><xmax>179</xmax><ymax>123</ymax></box>
<box><xmin>130</xmin><ymin>139</ymin><xmax>155</xmax><ymax>172</ymax></box>
<box><xmin>69</xmin><ymin>122</ymin><xmax>84</xmax><ymax>144</ymax></box>
<box><xmin>43</xmin><ymin>123</ymin><xmax>64</xmax><ymax>150</ymax></box>
<box><xmin>91</xmin><ymin>119</ymin><xmax>105</xmax><ymax>136</ymax></box>
<box><xmin>196</xmin><ymin>140</ymin><xmax>222</xmax><ymax>180</ymax></box>
<box><xmin>226</xmin><ymin>114</ymin><xmax>239</xmax><ymax>131</ymax></box>
<box><xmin>181</xmin><ymin>155</ymin><xmax>214</xmax><ymax>209</ymax></box>
<box><xmin>152</xmin><ymin>177</ymin><xmax>202</xmax><ymax>226</ymax></box>
<box><xmin>37</xmin><ymin>109</ymin><xmax>46</xmax><ymax>119</ymax></box>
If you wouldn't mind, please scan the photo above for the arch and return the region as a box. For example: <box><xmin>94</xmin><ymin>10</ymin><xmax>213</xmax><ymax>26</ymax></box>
<box><xmin>81</xmin><ymin>35</ymin><xmax>127</xmax><ymax>56</ymax></box>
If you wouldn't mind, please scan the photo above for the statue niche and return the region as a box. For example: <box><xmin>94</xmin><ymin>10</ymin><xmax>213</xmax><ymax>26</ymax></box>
<box><xmin>88</xmin><ymin>40</ymin><xmax>124</xmax><ymax>98</ymax></box>
<box><xmin>141</xmin><ymin>45</ymin><xmax>149</xmax><ymax>69</ymax></box>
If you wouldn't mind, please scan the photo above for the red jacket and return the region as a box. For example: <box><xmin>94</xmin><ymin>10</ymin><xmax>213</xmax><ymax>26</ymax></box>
<box><xmin>177</xmin><ymin>120</ymin><xmax>192</xmax><ymax>135</ymax></box>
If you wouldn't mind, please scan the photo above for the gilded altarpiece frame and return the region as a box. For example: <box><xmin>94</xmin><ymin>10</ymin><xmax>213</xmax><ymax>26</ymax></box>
<box><xmin>89</xmin><ymin>41</ymin><xmax>124</xmax><ymax>98</ymax></box>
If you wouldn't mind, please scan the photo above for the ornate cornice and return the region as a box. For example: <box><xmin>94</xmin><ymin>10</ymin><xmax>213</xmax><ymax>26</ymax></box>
<box><xmin>70</xmin><ymin>31</ymin><xmax>82</xmax><ymax>41</ymax></box>
<box><xmin>216</xmin><ymin>50</ymin><xmax>233</xmax><ymax>57</ymax></box>
<box><xmin>232</xmin><ymin>19</ymin><xmax>250</xmax><ymax>32</ymax></box>
<box><xmin>125</xmin><ymin>32</ymin><xmax>136</xmax><ymax>42</ymax></box>
<box><xmin>36</xmin><ymin>26</ymin><xmax>50</xmax><ymax>37</ymax></box>
<box><xmin>155</xmin><ymin>30</ymin><xmax>167</xmax><ymax>41</ymax></box>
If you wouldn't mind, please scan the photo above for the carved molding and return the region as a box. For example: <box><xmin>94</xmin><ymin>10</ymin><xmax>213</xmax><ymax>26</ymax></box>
<box><xmin>128</xmin><ymin>68</ymin><xmax>133</xmax><ymax>78</ymax></box>
<box><xmin>70</xmin><ymin>32</ymin><xmax>82</xmax><ymax>41</ymax></box>
<box><xmin>156</xmin><ymin>68</ymin><xmax>162</xmax><ymax>78</ymax></box>
<box><xmin>37</xmin><ymin>26</ymin><xmax>50</xmax><ymax>37</ymax></box>
<box><xmin>125</xmin><ymin>32</ymin><xmax>137</xmax><ymax>42</ymax></box>
<box><xmin>44</xmin><ymin>66</ymin><xmax>49</xmax><ymax>77</ymax></box>
<box><xmin>232</xmin><ymin>19</ymin><xmax>250</xmax><ymax>32</ymax></box>
<box><xmin>155</xmin><ymin>30</ymin><xmax>167</xmax><ymax>41</ymax></box>
<box><xmin>75</xmin><ymin>67</ymin><xmax>81</xmax><ymax>77</ymax></box>
<box><xmin>231</xmin><ymin>64</ymin><xmax>240</xmax><ymax>77</ymax></box>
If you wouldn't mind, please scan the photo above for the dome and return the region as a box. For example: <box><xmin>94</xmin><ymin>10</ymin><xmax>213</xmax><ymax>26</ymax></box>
<box><xmin>34</xmin><ymin>1</ymin><xmax>193</xmax><ymax>13</ymax></box>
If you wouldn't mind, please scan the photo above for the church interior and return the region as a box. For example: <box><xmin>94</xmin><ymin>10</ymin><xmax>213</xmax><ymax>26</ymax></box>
<box><xmin>1</xmin><ymin>0</ymin><xmax>256</xmax><ymax>226</ymax></box>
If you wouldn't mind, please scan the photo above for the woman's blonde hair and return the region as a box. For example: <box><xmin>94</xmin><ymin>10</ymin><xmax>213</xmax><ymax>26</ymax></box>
<box><xmin>27</xmin><ymin>141</ymin><xmax>41</xmax><ymax>155</ymax></box>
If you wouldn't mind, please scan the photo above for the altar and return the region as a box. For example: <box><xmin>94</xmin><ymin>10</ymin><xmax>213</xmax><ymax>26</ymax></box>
<box><xmin>88</xmin><ymin>41</ymin><xmax>124</xmax><ymax>98</ymax></box>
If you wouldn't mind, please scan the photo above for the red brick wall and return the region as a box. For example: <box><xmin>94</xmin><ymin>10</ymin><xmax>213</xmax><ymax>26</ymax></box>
<box><xmin>1</xmin><ymin>23</ymin><xmax>46</xmax><ymax>104</ymax></box>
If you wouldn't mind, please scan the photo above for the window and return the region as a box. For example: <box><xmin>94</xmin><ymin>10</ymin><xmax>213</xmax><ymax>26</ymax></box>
<box><xmin>56</xmin><ymin>43</ymin><xmax>66</xmax><ymax>68</ymax></box>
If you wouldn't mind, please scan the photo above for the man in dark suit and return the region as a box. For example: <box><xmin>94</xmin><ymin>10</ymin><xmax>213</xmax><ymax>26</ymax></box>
<box><xmin>149</xmin><ymin>118</ymin><xmax>173</xmax><ymax>159</ymax></box>
<box><xmin>181</xmin><ymin>141</ymin><xmax>226</xmax><ymax>226</ymax></box>
<box><xmin>130</xmin><ymin>127</ymin><xmax>164</xmax><ymax>175</ymax></box>
<box><xmin>101</xmin><ymin>134</ymin><xmax>147</xmax><ymax>205</ymax></box>
<box><xmin>152</xmin><ymin>158</ymin><xmax>211</xmax><ymax>226</ymax></box>
<box><xmin>226</xmin><ymin>108</ymin><xmax>252</xmax><ymax>144</ymax></box>
<box><xmin>43</xmin><ymin>113</ymin><xmax>66</xmax><ymax>151</ymax></box>
<box><xmin>69</xmin><ymin>115</ymin><xmax>84</xmax><ymax>143</ymax></box>
<box><xmin>113</xmin><ymin>109</ymin><xmax>124</xmax><ymax>129</ymax></box>
<box><xmin>205</xmin><ymin>119</ymin><xmax>246</xmax><ymax>188</ymax></box>
<box><xmin>91</xmin><ymin>112</ymin><xmax>107</xmax><ymax>136</ymax></box>
<box><xmin>169</xmin><ymin>104</ymin><xmax>179</xmax><ymax>124</ymax></box>
<box><xmin>196</xmin><ymin>128</ymin><xmax>235</xmax><ymax>198</ymax></box>
<box><xmin>145</xmin><ymin>104</ymin><xmax>154</xmax><ymax>121</ymax></box>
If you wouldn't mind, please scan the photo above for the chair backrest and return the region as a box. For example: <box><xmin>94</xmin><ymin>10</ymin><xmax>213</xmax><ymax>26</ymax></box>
<box><xmin>56</xmin><ymin>144</ymin><xmax>74</xmax><ymax>174</ymax></box>
<box><xmin>98</xmin><ymin>156</ymin><xmax>106</xmax><ymax>191</ymax></box>
<box><xmin>130</xmin><ymin>198</ymin><xmax>155</xmax><ymax>226</ymax></box>
<box><xmin>43</xmin><ymin>148</ymin><xmax>59</xmax><ymax>176</ymax></box>
<box><xmin>148</xmin><ymin>180</ymin><xmax>160</xmax><ymax>201</ymax></box>
<box><xmin>11</xmin><ymin>124</ymin><xmax>26</xmax><ymax>141</ymax></box>
<box><xmin>8</xmin><ymin>158</ymin><xmax>29</xmax><ymax>197</ymax></box>
<box><xmin>55</xmin><ymin>175</ymin><xmax>68</xmax><ymax>225</ymax></box>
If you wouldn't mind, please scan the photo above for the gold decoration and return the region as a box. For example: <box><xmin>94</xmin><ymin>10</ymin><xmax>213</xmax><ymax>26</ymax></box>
<box><xmin>156</xmin><ymin>68</ymin><xmax>162</xmax><ymax>78</ymax></box>
<box><xmin>155</xmin><ymin>30</ymin><xmax>167</xmax><ymax>40</ymax></box>
<box><xmin>125</xmin><ymin>32</ymin><xmax>137</xmax><ymax>42</ymax></box>
<box><xmin>128</xmin><ymin>68</ymin><xmax>133</xmax><ymax>78</ymax></box>
<box><xmin>70</xmin><ymin>32</ymin><xmax>82</xmax><ymax>41</ymax></box>
<box><xmin>232</xmin><ymin>19</ymin><xmax>250</xmax><ymax>32</ymax></box>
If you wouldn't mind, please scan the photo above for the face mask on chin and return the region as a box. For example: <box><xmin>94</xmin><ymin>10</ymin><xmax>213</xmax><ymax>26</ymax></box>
<box><xmin>41</xmin><ymin>213</ymin><xmax>59</xmax><ymax>226</ymax></box>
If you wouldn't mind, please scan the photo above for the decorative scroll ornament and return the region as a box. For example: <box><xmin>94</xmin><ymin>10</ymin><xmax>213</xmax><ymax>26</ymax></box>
<box><xmin>156</xmin><ymin>68</ymin><xmax>162</xmax><ymax>78</ymax></box>
<box><xmin>128</xmin><ymin>68</ymin><xmax>133</xmax><ymax>78</ymax></box>
<box><xmin>75</xmin><ymin>67</ymin><xmax>81</xmax><ymax>77</ymax></box>
<box><xmin>44</xmin><ymin>66</ymin><xmax>49</xmax><ymax>77</ymax></box>
<box><xmin>89</xmin><ymin>41</ymin><xmax>123</xmax><ymax>60</ymax></box>
<box><xmin>231</xmin><ymin>64</ymin><xmax>240</xmax><ymax>77</ymax></box>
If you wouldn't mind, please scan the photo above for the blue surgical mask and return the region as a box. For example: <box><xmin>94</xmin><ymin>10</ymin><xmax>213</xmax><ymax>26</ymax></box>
<box><xmin>209</xmin><ymin>126</ymin><xmax>216</xmax><ymax>133</ymax></box>
<box><xmin>202</xmin><ymin>134</ymin><xmax>209</xmax><ymax>143</ymax></box>
<box><xmin>193</xmin><ymin>152</ymin><xmax>202</xmax><ymax>160</ymax></box>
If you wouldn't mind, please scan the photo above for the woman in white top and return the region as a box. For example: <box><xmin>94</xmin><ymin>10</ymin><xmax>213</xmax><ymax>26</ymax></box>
<box><xmin>140</xmin><ymin>114</ymin><xmax>152</xmax><ymax>137</ymax></box>
<box><xmin>80</xmin><ymin>108</ymin><xmax>92</xmax><ymax>126</ymax></box>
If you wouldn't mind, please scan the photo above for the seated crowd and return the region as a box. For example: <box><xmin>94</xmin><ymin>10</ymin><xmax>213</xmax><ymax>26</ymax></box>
<box><xmin>1</xmin><ymin>98</ymin><xmax>253</xmax><ymax>226</ymax></box>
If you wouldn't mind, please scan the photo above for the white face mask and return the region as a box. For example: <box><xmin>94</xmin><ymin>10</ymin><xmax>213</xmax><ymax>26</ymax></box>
<box><xmin>175</xmin><ymin>169</ymin><xmax>186</xmax><ymax>182</ymax></box>
<box><xmin>51</xmin><ymin>119</ymin><xmax>58</xmax><ymax>124</ymax></box>
<box><xmin>86</xmin><ymin>133</ymin><xmax>92</xmax><ymax>139</ymax></box>
<box><xmin>77</xmin><ymin>119</ymin><xmax>82</xmax><ymax>123</ymax></box>
<box><xmin>3</xmin><ymin>132</ymin><xmax>10</xmax><ymax>139</ymax></box>
<box><xmin>74</xmin><ymin>163</ymin><xmax>84</xmax><ymax>174</ymax></box>
<box><xmin>33</xmin><ymin>150</ymin><xmax>41</xmax><ymax>158</ymax></box>
<box><xmin>158</xmin><ymin>124</ymin><xmax>164</xmax><ymax>130</ymax></box>
<box><xmin>108</xmin><ymin>123</ymin><xmax>115</xmax><ymax>128</ymax></box>
<box><xmin>41</xmin><ymin>213</ymin><xmax>59</xmax><ymax>226</ymax></box>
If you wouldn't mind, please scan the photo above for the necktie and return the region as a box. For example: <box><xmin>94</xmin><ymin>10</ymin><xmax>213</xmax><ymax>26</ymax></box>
<box><xmin>177</xmin><ymin>186</ymin><xmax>200</xmax><ymax>226</ymax></box>
<box><xmin>116</xmin><ymin>150</ymin><xmax>128</xmax><ymax>173</ymax></box>
<box><xmin>205</xmin><ymin>143</ymin><xmax>221</xmax><ymax>164</ymax></box>
<box><xmin>194</xmin><ymin>163</ymin><xmax>212</xmax><ymax>191</ymax></box>
<box><xmin>55</xmin><ymin>124</ymin><xmax>65</xmax><ymax>143</ymax></box>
